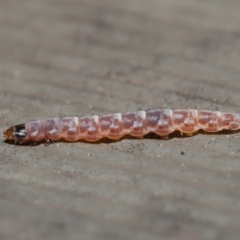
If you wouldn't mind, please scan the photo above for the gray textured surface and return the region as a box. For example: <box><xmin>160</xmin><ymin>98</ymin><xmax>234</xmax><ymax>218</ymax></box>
<box><xmin>1</xmin><ymin>0</ymin><xmax>240</xmax><ymax>240</ymax></box>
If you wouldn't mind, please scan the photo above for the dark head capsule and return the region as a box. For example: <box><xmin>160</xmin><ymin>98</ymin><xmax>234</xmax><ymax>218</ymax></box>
<box><xmin>3</xmin><ymin>124</ymin><xmax>26</xmax><ymax>141</ymax></box>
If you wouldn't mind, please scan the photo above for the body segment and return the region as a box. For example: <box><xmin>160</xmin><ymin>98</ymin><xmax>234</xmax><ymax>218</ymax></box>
<box><xmin>3</xmin><ymin>109</ymin><xmax>240</xmax><ymax>144</ymax></box>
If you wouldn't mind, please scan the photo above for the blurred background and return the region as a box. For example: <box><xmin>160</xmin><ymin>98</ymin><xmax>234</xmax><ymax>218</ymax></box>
<box><xmin>0</xmin><ymin>0</ymin><xmax>240</xmax><ymax>240</ymax></box>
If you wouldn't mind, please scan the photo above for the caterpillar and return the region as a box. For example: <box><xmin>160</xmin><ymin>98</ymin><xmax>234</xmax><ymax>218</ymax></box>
<box><xmin>3</xmin><ymin>109</ymin><xmax>240</xmax><ymax>145</ymax></box>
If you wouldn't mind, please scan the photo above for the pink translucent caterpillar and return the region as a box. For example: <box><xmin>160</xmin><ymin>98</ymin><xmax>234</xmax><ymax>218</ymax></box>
<box><xmin>3</xmin><ymin>109</ymin><xmax>240</xmax><ymax>145</ymax></box>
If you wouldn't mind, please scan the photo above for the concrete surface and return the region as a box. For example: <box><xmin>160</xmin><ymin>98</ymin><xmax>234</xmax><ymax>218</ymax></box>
<box><xmin>1</xmin><ymin>0</ymin><xmax>240</xmax><ymax>240</ymax></box>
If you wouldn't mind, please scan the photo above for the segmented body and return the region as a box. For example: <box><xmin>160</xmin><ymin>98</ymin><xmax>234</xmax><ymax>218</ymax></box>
<box><xmin>5</xmin><ymin>109</ymin><xmax>240</xmax><ymax>143</ymax></box>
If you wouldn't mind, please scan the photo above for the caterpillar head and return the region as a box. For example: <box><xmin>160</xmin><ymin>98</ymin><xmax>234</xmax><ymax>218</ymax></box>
<box><xmin>3</xmin><ymin>124</ymin><xmax>26</xmax><ymax>142</ymax></box>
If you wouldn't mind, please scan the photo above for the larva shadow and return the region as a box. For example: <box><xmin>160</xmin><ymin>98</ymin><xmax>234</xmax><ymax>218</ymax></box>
<box><xmin>143</xmin><ymin>129</ymin><xmax>240</xmax><ymax>140</ymax></box>
<box><xmin>3</xmin><ymin>139</ymin><xmax>43</xmax><ymax>146</ymax></box>
<box><xmin>166</xmin><ymin>129</ymin><xmax>240</xmax><ymax>139</ymax></box>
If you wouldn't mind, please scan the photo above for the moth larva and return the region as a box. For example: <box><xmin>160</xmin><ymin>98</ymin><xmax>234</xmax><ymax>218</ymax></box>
<box><xmin>3</xmin><ymin>109</ymin><xmax>240</xmax><ymax>145</ymax></box>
